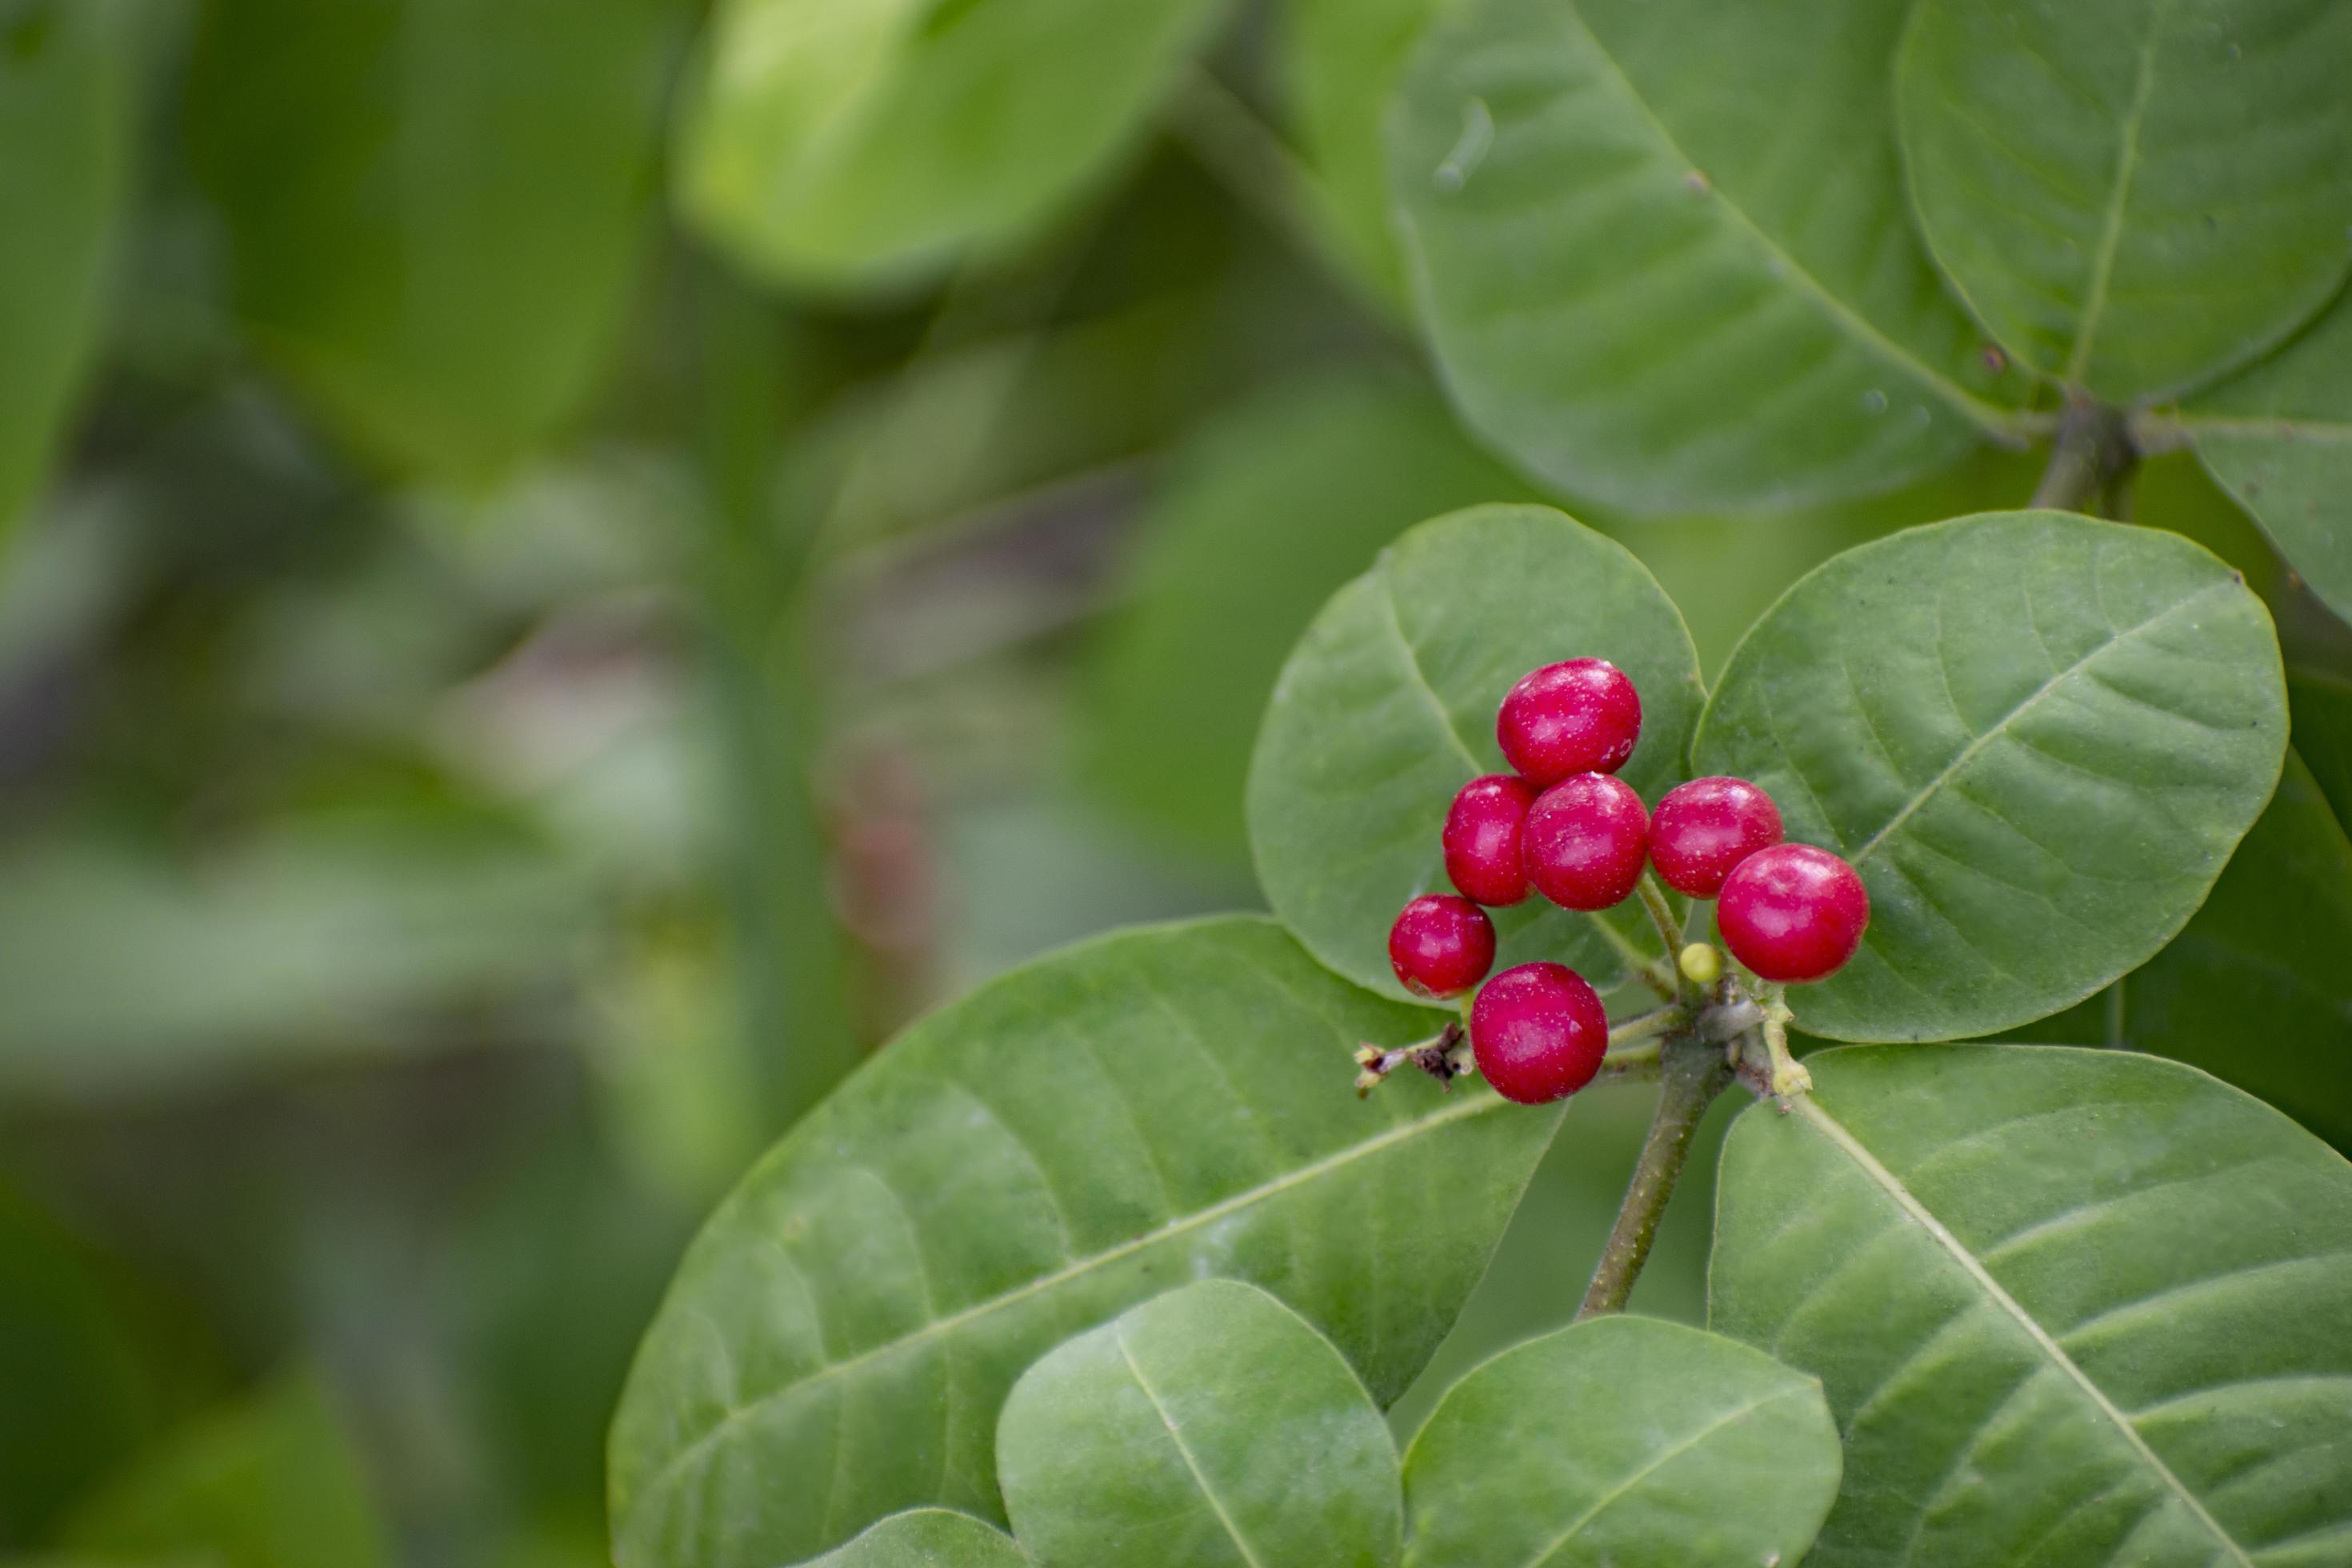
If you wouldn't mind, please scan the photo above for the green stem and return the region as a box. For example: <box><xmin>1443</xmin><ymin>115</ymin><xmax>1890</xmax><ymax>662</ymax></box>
<box><xmin>2030</xmin><ymin>396</ymin><xmax>2138</xmax><ymax>518</ymax></box>
<box><xmin>1594</xmin><ymin>915</ymin><xmax>1678</xmax><ymax>1002</ymax></box>
<box><xmin>1579</xmin><ymin>1043</ymin><xmax>1730</xmax><ymax>1318</ymax></box>
<box><xmin>692</xmin><ymin>262</ymin><xmax>861</xmax><ymax>1130</ymax></box>
<box><xmin>1607</xmin><ymin>1006</ymin><xmax>1683</xmax><ymax>1050</ymax></box>
<box><xmin>1634</xmin><ymin>872</ymin><xmax>1690</xmax><ymax>1001</ymax></box>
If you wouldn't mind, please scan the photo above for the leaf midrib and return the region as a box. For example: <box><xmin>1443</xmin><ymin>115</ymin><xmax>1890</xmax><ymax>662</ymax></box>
<box><xmin>1793</xmin><ymin>1094</ymin><xmax>2256</xmax><ymax>1567</ymax></box>
<box><xmin>1845</xmin><ymin>576</ymin><xmax>2238</xmax><ymax>867</ymax></box>
<box><xmin>1518</xmin><ymin>1383</ymin><xmax>1814</xmax><ymax>1568</ymax></box>
<box><xmin>1117</xmin><ymin>1326</ymin><xmax>1270</xmax><ymax>1568</ymax></box>
<box><xmin>1554</xmin><ymin>0</ymin><xmax>2028</xmax><ymax>438</ymax></box>
<box><xmin>2062</xmin><ymin>0</ymin><xmax>2170</xmax><ymax>386</ymax></box>
<box><xmin>621</xmin><ymin>1092</ymin><xmax>1507</xmax><ymax>1538</ymax></box>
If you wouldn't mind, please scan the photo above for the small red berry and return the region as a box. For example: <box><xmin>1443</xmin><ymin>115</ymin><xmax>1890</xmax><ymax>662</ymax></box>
<box><xmin>1496</xmin><ymin>658</ymin><xmax>1642</xmax><ymax>785</ymax></box>
<box><xmin>1522</xmin><ymin>774</ymin><xmax>1649</xmax><ymax>912</ymax></box>
<box><xmin>1388</xmin><ymin>894</ymin><xmax>1495</xmax><ymax>999</ymax></box>
<box><xmin>1444</xmin><ymin>774</ymin><xmax>1536</xmax><ymax>906</ymax></box>
<box><xmin>1470</xmin><ymin>962</ymin><xmax>1607</xmax><ymax>1105</ymax></box>
<box><xmin>1718</xmin><ymin>843</ymin><xmax>1870</xmax><ymax>983</ymax></box>
<box><xmin>1650</xmin><ymin>776</ymin><xmax>1784</xmax><ymax>898</ymax></box>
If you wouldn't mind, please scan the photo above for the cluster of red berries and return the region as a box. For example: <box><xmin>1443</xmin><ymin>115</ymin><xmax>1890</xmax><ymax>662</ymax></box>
<box><xmin>1384</xmin><ymin>658</ymin><xmax>1870</xmax><ymax>1106</ymax></box>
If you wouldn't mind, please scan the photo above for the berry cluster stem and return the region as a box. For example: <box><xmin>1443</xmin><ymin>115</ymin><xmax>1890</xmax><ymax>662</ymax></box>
<box><xmin>1634</xmin><ymin>872</ymin><xmax>1692</xmax><ymax>1002</ymax></box>
<box><xmin>1578</xmin><ymin>1042</ymin><xmax>1730</xmax><ymax>1318</ymax></box>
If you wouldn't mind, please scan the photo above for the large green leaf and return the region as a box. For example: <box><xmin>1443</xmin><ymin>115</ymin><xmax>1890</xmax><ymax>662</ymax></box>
<box><xmin>607</xmin><ymin>917</ymin><xmax>1557</xmax><ymax>1568</ymax></box>
<box><xmin>1711</xmin><ymin>1046</ymin><xmax>2352</xmax><ymax>1567</ymax></box>
<box><xmin>1087</xmin><ymin>376</ymin><xmax>1530</xmax><ymax>866</ymax></box>
<box><xmin>998</xmin><ymin>1280</ymin><xmax>1400</xmax><ymax>1568</ymax></box>
<box><xmin>185</xmin><ymin>0</ymin><xmax>680</xmax><ymax>482</ymax></box>
<box><xmin>0</xmin><ymin>0</ymin><xmax>130</xmax><ymax>538</ymax></box>
<box><xmin>674</xmin><ymin>0</ymin><xmax>1230</xmax><ymax>291</ymax></box>
<box><xmin>2176</xmin><ymin>290</ymin><xmax>2352</xmax><ymax>626</ymax></box>
<box><xmin>1388</xmin><ymin>0</ymin><xmax>2030</xmax><ymax>512</ymax></box>
<box><xmin>1402</xmin><ymin>1315</ymin><xmax>1840</xmax><ymax>1568</ymax></box>
<box><xmin>1248</xmin><ymin>504</ymin><xmax>1702</xmax><ymax>1004</ymax></box>
<box><xmin>1694</xmin><ymin>510</ymin><xmax>2286</xmax><ymax>1042</ymax></box>
<box><xmin>1896</xmin><ymin>0</ymin><xmax>2352</xmax><ymax>404</ymax></box>
<box><xmin>806</xmin><ymin>1510</ymin><xmax>1030</xmax><ymax>1566</ymax></box>
<box><xmin>62</xmin><ymin>1373</ymin><xmax>390</xmax><ymax>1568</ymax></box>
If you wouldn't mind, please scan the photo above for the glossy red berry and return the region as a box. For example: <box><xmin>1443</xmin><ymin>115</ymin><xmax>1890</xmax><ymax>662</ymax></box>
<box><xmin>1522</xmin><ymin>774</ymin><xmax>1649</xmax><ymax>912</ymax></box>
<box><xmin>1444</xmin><ymin>774</ymin><xmax>1536</xmax><ymax>906</ymax></box>
<box><xmin>1496</xmin><ymin>658</ymin><xmax>1642</xmax><ymax>785</ymax></box>
<box><xmin>1470</xmin><ymin>962</ymin><xmax>1607</xmax><ymax>1105</ymax></box>
<box><xmin>1718</xmin><ymin>843</ymin><xmax>1870</xmax><ymax>983</ymax></box>
<box><xmin>1650</xmin><ymin>776</ymin><xmax>1784</xmax><ymax>898</ymax></box>
<box><xmin>1388</xmin><ymin>894</ymin><xmax>1496</xmax><ymax>999</ymax></box>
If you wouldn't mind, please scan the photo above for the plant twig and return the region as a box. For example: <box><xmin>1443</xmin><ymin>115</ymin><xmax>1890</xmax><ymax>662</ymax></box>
<box><xmin>1579</xmin><ymin>1044</ymin><xmax>1730</xmax><ymax>1318</ymax></box>
<box><xmin>1608</xmin><ymin>1006</ymin><xmax>1684</xmax><ymax>1050</ymax></box>
<box><xmin>1594</xmin><ymin>1041</ymin><xmax>1665</xmax><ymax>1082</ymax></box>
<box><xmin>2030</xmin><ymin>396</ymin><xmax>2138</xmax><ymax>516</ymax></box>
<box><xmin>1634</xmin><ymin>873</ymin><xmax>1691</xmax><ymax>1002</ymax></box>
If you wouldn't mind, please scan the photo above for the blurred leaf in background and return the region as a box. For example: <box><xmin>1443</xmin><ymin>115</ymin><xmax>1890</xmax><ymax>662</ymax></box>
<box><xmin>1086</xmin><ymin>373</ymin><xmax>1530</xmax><ymax>866</ymax></box>
<box><xmin>183</xmin><ymin>0</ymin><xmax>685</xmax><ymax>482</ymax></box>
<box><xmin>0</xmin><ymin>1183</ymin><xmax>222</xmax><ymax>1547</ymax></box>
<box><xmin>674</xmin><ymin>0</ymin><xmax>1234</xmax><ymax>291</ymax></box>
<box><xmin>0</xmin><ymin>820</ymin><xmax>595</xmax><ymax>1099</ymax></box>
<box><xmin>60</xmin><ymin>1371</ymin><xmax>390</xmax><ymax>1568</ymax></box>
<box><xmin>0</xmin><ymin>0</ymin><xmax>132</xmax><ymax>542</ymax></box>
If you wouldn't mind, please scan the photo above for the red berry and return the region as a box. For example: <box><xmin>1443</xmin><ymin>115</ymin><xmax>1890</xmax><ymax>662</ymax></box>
<box><xmin>1718</xmin><ymin>843</ymin><xmax>1870</xmax><ymax>983</ymax></box>
<box><xmin>1444</xmin><ymin>774</ymin><xmax>1536</xmax><ymax>906</ymax></box>
<box><xmin>1650</xmin><ymin>776</ymin><xmax>1784</xmax><ymax>898</ymax></box>
<box><xmin>1522</xmin><ymin>774</ymin><xmax>1649</xmax><ymax>912</ymax></box>
<box><xmin>1496</xmin><ymin>658</ymin><xmax>1642</xmax><ymax>785</ymax></box>
<box><xmin>1470</xmin><ymin>962</ymin><xmax>1607</xmax><ymax>1105</ymax></box>
<box><xmin>1388</xmin><ymin>894</ymin><xmax>1495</xmax><ymax>999</ymax></box>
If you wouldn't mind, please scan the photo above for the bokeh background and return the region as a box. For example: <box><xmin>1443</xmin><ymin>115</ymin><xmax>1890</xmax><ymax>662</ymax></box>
<box><xmin>4</xmin><ymin>2</ymin><xmax>2345</xmax><ymax>1565</ymax></box>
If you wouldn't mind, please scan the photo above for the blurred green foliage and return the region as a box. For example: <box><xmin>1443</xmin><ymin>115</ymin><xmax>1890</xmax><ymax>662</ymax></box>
<box><xmin>2</xmin><ymin>0</ymin><xmax>2346</xmax><ymax>1563</ymax></box>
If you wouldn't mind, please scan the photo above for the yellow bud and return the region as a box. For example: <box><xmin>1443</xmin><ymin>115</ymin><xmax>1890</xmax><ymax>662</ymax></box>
<box><xmin>1678</xmin><ymin>942</ymin><xmax>1722</xmax><ymax>987</ymax></box>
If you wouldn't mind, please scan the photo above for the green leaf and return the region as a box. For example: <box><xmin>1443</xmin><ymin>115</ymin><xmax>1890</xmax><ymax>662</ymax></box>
<box><xmin>1086</xmin><ymin>376</ymin><xmax>1530</xmax><ymax>865</ymax></box>
<box><xmin>1694</xmin><ymin>510</ymin><xmax>2286</xmax><ymax>1042</ymax></box>
<box><xmin>1994</xmin><ymin>750</ymin><xmax>2352</xmax><ymax>1154</ymax></box>
<box><xmin>0</xmin><ymin>824</ymin><xmax>598</xmax><ymax>1098</ymax></box>
<box><xmin>606</xmin><ymin>917</ymin><xmax>1557</xmax><ymax>1568</ymax></box>
<box><xmin>1247</xmin><ymin>504</ymin><xmax>1702</xmax><ymax>1004</ymax></box>
<box><xmin>806</xmin><ymin>1510</ymin><xmax>1030</xmax><ymax>1566</ymax></box>
<box><xmin>2290</xmin><ymin>670</ymin><xmax>2352</xmax><ymax>826</ymax></box>
<box><xmin>1897</xmin><ymin>0</ymin><xmax>2352</xmax><ymax>405</ymax></box>
<box><xmin>185</xmin><ymin>0</ymin><xmax>681</xmax><ymax>482</ymax></box>
<box><xmin>1388</xmin><ymin>0</ymin><xmax>2030</xmax><ymax>512</ymax></box>
<box><xmin>2177</xmin><ymin>289</ymin><xmax>2352</xmax><ymax>626</ymax></box>
<box><xmin>0</xmin><ymin>1183</ymin><xmax>217</xmax><ymax>1547</ymax></box>
<box><xmin>674</xmin><ymin>0</ymin><xmax>1232</xmax><ymax>291</ymax></box>
<box><xmin>62</xmin><ymin>1372</ymin><xmax>391</xmax><ymax>1568</ymax></box>
<box><xmin>998</xmin><ymin>1280</ymin><xmax>1400</xmax><ymax>1568</ymax></box>
<box><xmin>0</xmin><ymin>0</ymin><xmax>131</xmax><ymax>538</ymax></box>
<box><xmin>1278</xmin><ymin>0</ymin><xmax>1449</xmax><ymax>302</ymax></box>
<box><xmin>1710</xmin><ymin>1045</ymin><xmax>2352</xmax><ymax>1567</ymax></box>
<box><xmin>2108</xmin><ymin>752</ymin><xmax>2352</xmax><ymax>1153</ymax></box>
<box><xmin>1402</xmin><ymin>1316</ymin><xmax>1840</xmax><ymax>1568</ymax></box>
